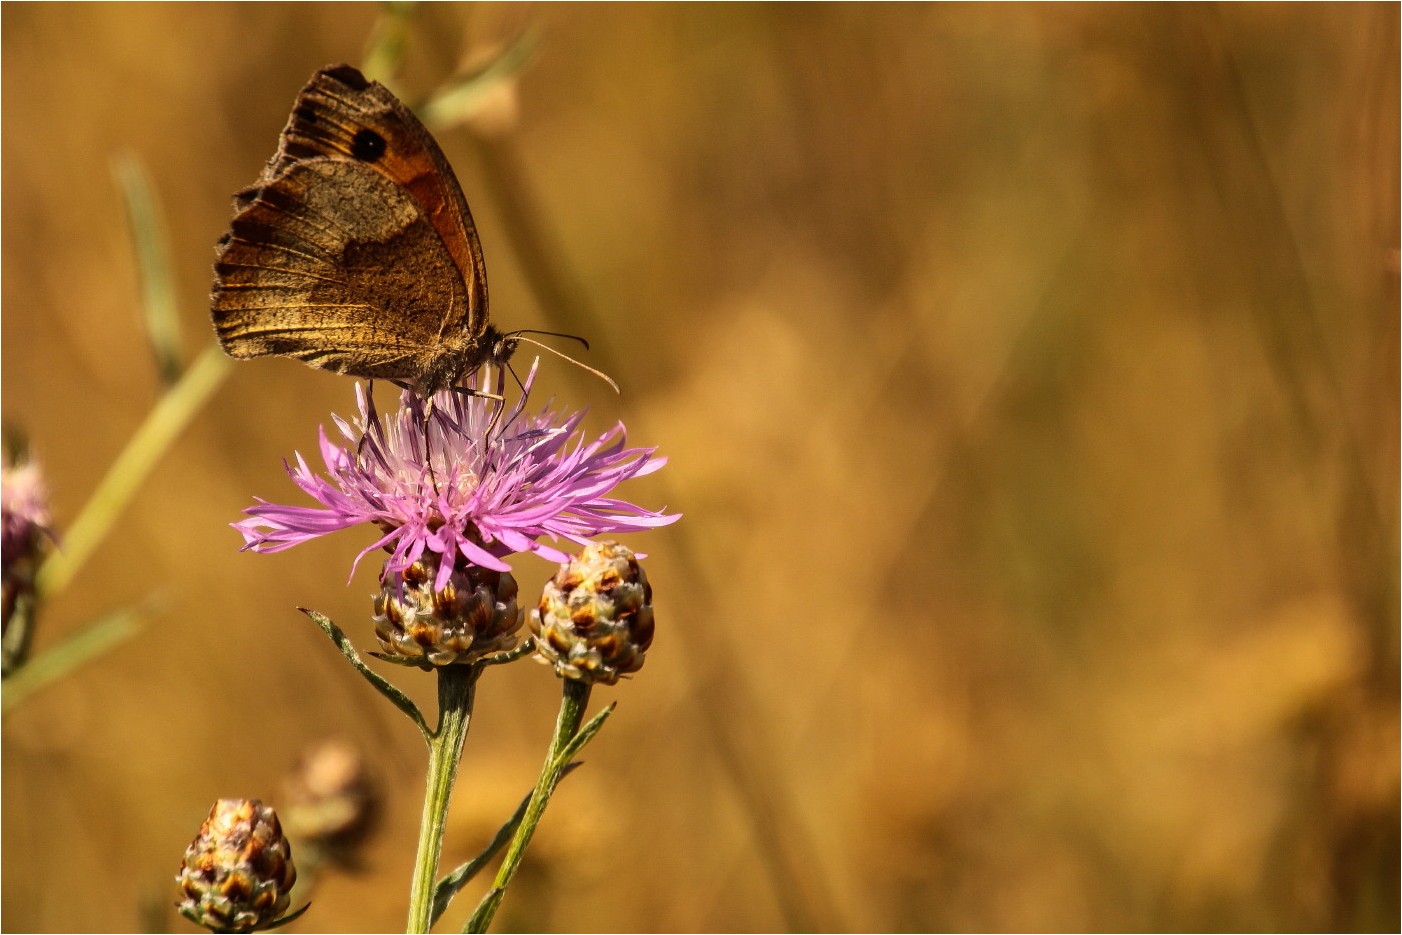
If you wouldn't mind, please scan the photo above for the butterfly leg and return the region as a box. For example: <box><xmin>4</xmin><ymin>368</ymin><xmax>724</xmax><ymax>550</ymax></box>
<box><xmin>448</xmin><ymin>383</ymin><xmax>508</xmax><ymax>440</ymax></box>
<box><xmin>357</xmin><ymin>380</ymin><xmax>379</xmax><ymax>463</ymax></box>
<box><xmin>388</xmin><ymin>379</ymin><xmax>443</xmax><ymax>495</ymax></box>
<box><xmin>422</xmin><ymin>396</ymin><xmax>442</xmax><ymax>495</ymax></box>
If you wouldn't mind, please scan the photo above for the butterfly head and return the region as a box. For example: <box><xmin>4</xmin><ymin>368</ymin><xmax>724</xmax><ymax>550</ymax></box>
<box><xmin>485</xmin><ymin>326</ymin><xmax>520</xmax><ymax>367</ymax></box>
<box><xmin>417</xmin><ymin>329</ymin><xmax>516</xmax><ymax>396</ymax></box>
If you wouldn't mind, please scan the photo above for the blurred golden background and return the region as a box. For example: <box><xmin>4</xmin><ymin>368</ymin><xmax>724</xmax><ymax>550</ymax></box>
<box><xmin>3</xmin><ymin>3</ymin><xmax>1397</xmax><ymax>932</ymax></box>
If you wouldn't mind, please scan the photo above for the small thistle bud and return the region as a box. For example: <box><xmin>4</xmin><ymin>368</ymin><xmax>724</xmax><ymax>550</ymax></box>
<box><xmin>532</xmin><ymin>541</ymin><xmax>655</xmax><ymax>685</ymax></box>
<box><xmin>176</xmin><ymin>799</ymin><xmax>297</xmax><ymax>933</ymax></box>
<box><xmin>373</xmin><ymin>557</ymin><xmax>524</xmax><ymax>666</ymax></box>
<box><xmin>281</xmin><ymin>739</ymin><xmax>377</xmax><ymax>861</ymax></box>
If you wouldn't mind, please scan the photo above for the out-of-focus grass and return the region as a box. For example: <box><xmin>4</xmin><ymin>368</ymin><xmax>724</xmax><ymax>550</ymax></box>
<box><xmin>2</xmin><ymin>4</ymin><xmax>1396</xmax><ymax>932</ymax></box>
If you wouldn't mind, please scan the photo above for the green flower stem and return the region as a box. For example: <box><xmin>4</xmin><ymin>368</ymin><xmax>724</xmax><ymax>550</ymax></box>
<box><xmin>466</xmin><ymin>679</ymin><xmax>592</xmax><ymax>934</ymax></box>
<box><xmin>407</xmin><ymin>664</ymin><xmax>480</xmax><ymax>934</ymax></box>
<box><xmin>430</xmin><ymin>761</ymin><xmax>582</xmax><ymax>927</ymax></box>
<box><xmin>36</xmin><ymin>345</ymin><xmax>231</xmax><ymax>600</ymax></box>
<box><xmin>1</xmin><ymin>606</ymin><xmax>143</xmax><ymax>714</ymax></box>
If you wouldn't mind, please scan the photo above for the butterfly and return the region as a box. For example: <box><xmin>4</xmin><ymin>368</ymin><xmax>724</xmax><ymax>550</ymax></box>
<box><xmin>210</xmin><ymin>63</ymin><xmax>515</xmax><ymax>395</ymax></box>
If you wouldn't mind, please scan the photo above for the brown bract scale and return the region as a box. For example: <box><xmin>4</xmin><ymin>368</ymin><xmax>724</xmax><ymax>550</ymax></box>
<box><xmin>532</xmin><ymin>541</ymin><xmax>655</xmax><ymax>685</ymax></box>
<box><xmin>373</xmin><ymin>557</ymin><xmax>524</xmax><ymax>666</ymax></box>
<box><xmin>210</xmin><ymin>63</ymin><xmax>514</xmax><ymax>394</ymax></box>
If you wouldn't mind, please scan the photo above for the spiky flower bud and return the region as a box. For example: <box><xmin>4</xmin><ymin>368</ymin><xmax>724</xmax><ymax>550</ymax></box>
<box><xmin>175</xmin><ymin>799</ymin><xmax>297</xmax><ymax>933</ymax></box>
<box><xmin>531</xmin><ymin>541</ymin><xmax>655</xmax><ymax>685</ymax></box>
<box><xmin>281</xmin><ymin>739</ymin><xmax>377</xmax><ymax>861</ymax></box>
<box><xmin>373</xmin><ymin>557</ymin><xmax>523</xmax><ymax>666</ymax></box>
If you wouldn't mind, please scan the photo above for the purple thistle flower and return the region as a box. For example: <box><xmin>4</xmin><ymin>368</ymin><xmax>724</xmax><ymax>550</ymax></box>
<box><xmin>234</xmin><ymin>362</ymin><xmax>678</xmax><ymax>590</ymax></box>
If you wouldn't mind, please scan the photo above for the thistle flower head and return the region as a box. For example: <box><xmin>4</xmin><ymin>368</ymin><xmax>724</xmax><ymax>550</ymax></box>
<box><xmin>532</xmin><ymin>541</ymin><xmax>655</xmax><ymax>685</ymax></box>
<box><xmin>373</xmin><ymin>555</ymin><xmax>523</xmax><ymax>666</ymax></box>
<box><xmin>234</xmin><ymin>362</ymin><xmax>678</xmax><ymax>588</ymax></box>
<box><xmin>175</xmin><ymin>799</ymin><xmax>298</xmax><ymax>933</ymax></box>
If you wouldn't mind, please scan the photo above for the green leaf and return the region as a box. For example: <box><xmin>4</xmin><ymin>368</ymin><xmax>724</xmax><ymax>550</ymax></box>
<box><xmin>430</xmin><ymin>762</ymin><xmax>583</xmax><ymax>925</ymax></box>
<box><xmin>251</xmin><ymin>902</ymin><xmax>312</xmax><ymax>933</ymax></box>
<box><xmin>553</xmin><ymin>701</ymin><xmax>615</xmax><ymax>768</ymax></box>
<box><xmin>480</xmin><ymin>639</ymin><xmax>534</xmax><ymax>668</ymax></box>
<box><xmin>429</xmin><ymin>763</ymin><xmax>580</xmax><ymax>926</ymax></box>
<box><xmin>368</xmin><ymin>651</ymin><xmax>435</xmax><ymax>670</ymax></box>
<box><xmin>112</xmin><ymin>152</ymin><xmax>182</xmax><ymax>387</ymax></box>
<box><xmin>419</xmin><ymin>29</ymin><xmax>540</xmax><ymax>131</ymax></box>
<box><xmin>361</xmin><ymin>1</ymin><xmax>418</xmax><ymax>87</ymax></box>
<box><xmin>463</xmin><ymin>687</ymin><xmax>605</xmax><ymax>933</ymax></box>
<box><xmin>302</xmin><ymin>609</ymin><xmax>429</xmax><ymax>741</ymax></box>
<box><xmin>1</xmin><ymin>588</ymin><xmax>37</xmax><ymax>677</ymax></box>
<box><xmin>2</xmin><ymin>606</ymin><xmax>145</xmax><ymax>715</ymax></box>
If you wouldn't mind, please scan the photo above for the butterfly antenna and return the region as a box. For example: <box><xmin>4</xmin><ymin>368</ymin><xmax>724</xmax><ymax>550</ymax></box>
<box><xmin>509</xmin><ymin>334</ymin><xmax>620</xmax><ymax>394</ymax></box>
<box><xmin>513</xmin><ymin>329</ymin><xmax>591</xmax><ymax>351</ymax></box>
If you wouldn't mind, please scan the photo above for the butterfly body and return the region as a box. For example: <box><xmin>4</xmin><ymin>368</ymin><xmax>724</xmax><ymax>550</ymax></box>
<box><xmin>212</xmin><ymin>64</ymin><xmax>511</xmax><ymax>394</ymax></box>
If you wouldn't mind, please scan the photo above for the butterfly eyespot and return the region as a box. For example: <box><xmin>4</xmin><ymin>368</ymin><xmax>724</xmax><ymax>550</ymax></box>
<box><xmin>351</xmin><ymin>128</ymin><xmax>387</xmax><ymax>162</ymax></box>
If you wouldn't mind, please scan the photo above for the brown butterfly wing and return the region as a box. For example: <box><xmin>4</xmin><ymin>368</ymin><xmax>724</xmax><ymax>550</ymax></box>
<box><xmin>211</xmin><ymin>64</ymin><xmax>491</xmax><ymax>390</ymax></box>
<box><xmin>213</xmin><ymin>160</ymin><xmax>468</xmax><ymax>381</ymax></box>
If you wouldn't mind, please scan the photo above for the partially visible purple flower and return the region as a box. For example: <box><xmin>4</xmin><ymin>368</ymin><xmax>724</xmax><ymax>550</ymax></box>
<box><xmin>234</xmin><ymin>363</ymin><xmax>678</xmax><ymax>589</ymax></box>
<box><xmin>3</xmin><ymin>450</ymin><xmax>52</xmax><ymax>639</ymax></box>
<box><xmin>2</xmin><ymin>452</ymin><xmax>50</xmax><ymax>571</ymax></box>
